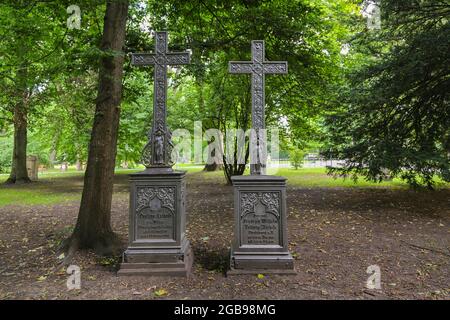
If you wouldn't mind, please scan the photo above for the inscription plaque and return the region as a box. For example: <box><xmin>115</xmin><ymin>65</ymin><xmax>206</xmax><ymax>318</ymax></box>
<box><xmin>135</xmin><ymin>186</ymin><xmax>175</xmax><ymax>240</ymax></box>
<box><xmin>240</xmin><ymin>192</ymin><xmax>281</xmax><ymax>246</ymax></box>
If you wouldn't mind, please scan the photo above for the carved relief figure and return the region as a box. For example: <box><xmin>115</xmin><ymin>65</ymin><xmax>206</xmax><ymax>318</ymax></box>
<box><xmin>154</xmin><ymin>134</ymin><xmax>164</xmax><ymax>164</ymax></box>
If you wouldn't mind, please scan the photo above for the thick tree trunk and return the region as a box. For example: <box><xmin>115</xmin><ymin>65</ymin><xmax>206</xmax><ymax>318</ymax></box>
<box><xmin>6</xmin><ymin>86</ymin><xmax>30</xmax><ymax>184</ymax></box>
<box><xmin>64</xmin><ymin>1</ymin><xmax>129</xmax><ymax>257</ymax></box>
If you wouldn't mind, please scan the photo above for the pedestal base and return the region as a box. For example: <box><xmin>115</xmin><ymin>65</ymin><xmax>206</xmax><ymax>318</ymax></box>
<box><xmin>118</xmin><ymin>240</ymin><xmax>193</xmax><ymax>277</ymax></box>
<box><xmin>117</xmin><ymin>169</ymin><xmax>192</xmax><ymax>277</ymax></box>
<box><xmin>227</xmin><ymin>175</ymin><xmax>295</xmax><ymax>276</ymax></box>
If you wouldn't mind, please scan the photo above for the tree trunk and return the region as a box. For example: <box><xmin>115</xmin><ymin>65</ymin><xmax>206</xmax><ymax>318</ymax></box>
<box><xmin>75</xmin><ymin>147</ymin><xmax>83</xmax><ymax>171</ymax></box>
<box><xmin>48</xmin><ymin>127</ymin><xmax>62</xmax><ymax>169</ymax></box>
<box><xmin>48</xmin><ymin>149</ymin><xmax>56</xmax><ymax>169</ymax></box>
<box><xmin>63</xmin><ymin>0</ymin><xmax>129</xmax><ymax>257</ymax></box>
<box><xmin>75</xmin><ymin>157</ymin><xmax>83</xmax><ymax>171</ymax></box>
<box><xmin>222</xmin><ymin>85</ymin><xmax>251</xmax><ymax>184</ymax></box>
<box><xmin>203</xmin><ymin>140</ymin><xmax>223</xmax><ymax>171</ymax></box>
<box><xmin>6</xmin><ymin>94</ymin><xmax>31</xmax><ymax>183</ymax></box>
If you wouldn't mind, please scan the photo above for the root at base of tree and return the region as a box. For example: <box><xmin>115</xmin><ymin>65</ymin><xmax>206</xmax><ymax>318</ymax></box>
<box><xmin>59</xmin><ymin>230</ymin><xmax>123</xmax><ymax>266</ymax></box>
<box><xmin>5</xmin><ymin>177</ymin><xmax>31</xmax><ymax>185</ymax></box>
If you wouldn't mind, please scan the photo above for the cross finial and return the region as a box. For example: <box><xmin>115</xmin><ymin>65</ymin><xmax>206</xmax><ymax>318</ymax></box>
<box><xmin>131</xmin><ymin>31</ymin><xmax>191</xmax><ymax>169</ymax></box>
<box><xmin>229</xmin><ymin>40</ymin><xmax>288</xmax><ymax>175</ymax></box>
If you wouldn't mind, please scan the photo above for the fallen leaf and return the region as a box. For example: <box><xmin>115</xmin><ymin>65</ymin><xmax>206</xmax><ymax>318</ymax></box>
<box><xmin>154</xmin><ymin>288</ymin><xmax>168</xmax><ymax>297</ymax></box>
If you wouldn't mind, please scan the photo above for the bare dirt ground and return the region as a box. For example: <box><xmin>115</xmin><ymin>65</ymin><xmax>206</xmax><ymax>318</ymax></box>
<box><xmin>0</xmin><ymin>172</ymin><xmax>449</xmax><ymax>300</ymax></box>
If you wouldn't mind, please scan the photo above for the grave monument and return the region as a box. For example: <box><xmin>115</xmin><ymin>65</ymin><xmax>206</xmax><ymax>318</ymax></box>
<box><xmin>118</xmin><ymin>31</ymin><xmax>192</xmax><ymax>277</ymax></box>
<box><xmin>26</xmin><ymin>155</ymin><xmax>38</xmax><ymax>181</ymax></box>
<box><xmin>228</xmin><ymin>40</ymin><xmax>295</xmax><ymax>274</ymax></box>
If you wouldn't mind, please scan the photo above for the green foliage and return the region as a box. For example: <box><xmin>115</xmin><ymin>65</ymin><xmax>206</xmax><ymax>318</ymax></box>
<box><xmin>290</xmin><ymin>149</ymin><xmax>305</xmax><ymax>170</ymax></box>
<box><xmin>324</xmin><ymin>0</ymin><xmax>450</xmax><ymax>189</ymax></box>
<box><xmin>143</xmin><ymin>0</ymin><xmax>358</xmax><ymax>181</ymax></box>
<box><xmin>0</xmin><ymin>137</ymin><xmax>13</xmax><ymax>173</ymax></box>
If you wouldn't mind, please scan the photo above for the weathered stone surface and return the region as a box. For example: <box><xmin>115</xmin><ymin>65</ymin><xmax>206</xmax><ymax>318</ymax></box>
<box><xmin>228</xmin><ymin>175</ymin><xmax>294</xmax><ymax>275</ymax></box>
<box><xmin>118</xmin><ymin>170</ymin><xmax>192</xmax><ymax>277</ymax></box>
<box><xmin>26</xmin><ymin>155</ymin><xmax>38</xmax><ymax>181</ymax></box>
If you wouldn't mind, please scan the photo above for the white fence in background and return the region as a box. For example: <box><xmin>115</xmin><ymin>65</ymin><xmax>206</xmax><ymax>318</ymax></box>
<box><xmin>269</xmin><ymin>159</ymin><xmax>346</xmax><ymax>168</ymax></box>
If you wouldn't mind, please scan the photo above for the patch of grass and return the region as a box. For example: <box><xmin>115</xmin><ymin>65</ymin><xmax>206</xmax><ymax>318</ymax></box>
<box><xmin>0</xmin><ymin>170</ymin><xmax>85</xmax><ymax>183</ymax></box>
<box><xmin>0</xmin><ymin>165</ymin><xmax>207</xmax><ymax>207</ymax></box>
<box><xmin>0</xmin><ymin>188</ymin><xmax>79</xmax><ymax>206</ymax></box>
<box><xmin>270</xmin><ymin>168</ymin><xmax>449</xmax><ymax>189</ymax></box>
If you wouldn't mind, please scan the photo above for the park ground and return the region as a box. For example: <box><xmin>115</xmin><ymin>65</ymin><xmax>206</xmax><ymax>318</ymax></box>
<box><xmin>0</xmin><ymin>167</ymin><xmax>449</xmax><ymax>299</ymax></box>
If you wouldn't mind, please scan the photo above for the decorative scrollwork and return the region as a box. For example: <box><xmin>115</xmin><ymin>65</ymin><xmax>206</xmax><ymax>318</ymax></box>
<box><xmin>240</xmin><ymin>191</ymin><xmax>280</xmax><ymax>218</ymax></box>
<box><xmin>136</xmin><ymin>187</ymin><xmax>156</xmax><ymax>212</ymax></box>
<box><xmin>166</xmin><ymin>129</ymin><xmax>175</xmax><ymax>166</ymax></box>
<box><xmin>141</xmin><ymin>141</ymin><xmax>153</xmax><ymax>168</ymax></box>
<box><xmin>136</xmin><ymin>186</ymin><xmax>175</xmax><ymax>214</ymax></box>
<box><xmin>260</xmin><ymin>192</ymin><xmax>280</xmax><ymax>217</ymax></box>
<box><xmin>240</xmin><ymin>192</ymin><xmax>259</xmax><ymax>217</ymax></box>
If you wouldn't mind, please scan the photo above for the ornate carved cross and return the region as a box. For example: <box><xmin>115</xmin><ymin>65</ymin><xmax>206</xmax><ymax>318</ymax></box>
<box><xmin>229</xmin><ymin>40</ymin><xmax>288</xmax><ymax>175</ymax></box>
<box><xmin>131</xmin><ymin>31</ymin><xmax>190</xmax><ymax>168</ymax></box>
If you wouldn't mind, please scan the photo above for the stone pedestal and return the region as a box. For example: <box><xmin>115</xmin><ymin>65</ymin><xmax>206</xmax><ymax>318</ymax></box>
<box><xmin>26</xmin><ymin>155</ymin><xmax>38</xmax><ymax>181</ymax></box>
<box><xmin>118</xmin><ymin>169</ymin><xmax>192</xmax><ymax>277</ymax></box>
<box><xmin>228</xmin><ymin>175</ymin><xmax>295</xmax><ymax>275</ymax></box>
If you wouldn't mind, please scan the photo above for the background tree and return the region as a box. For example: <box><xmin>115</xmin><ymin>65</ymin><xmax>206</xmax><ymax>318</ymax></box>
<box><xmin>290</xmin><ymin>149</ymin><xmax>305</xmax><ymax>170</ymax></box>
<box><xmin>324</xmin><ymin>0</ymin><xmax>450</xmax><ymax>188</ymax></box>
<box><xmin>0</xmin><ymin>2</ymin><xmax>67</xmax><ymax>183</ymax></box>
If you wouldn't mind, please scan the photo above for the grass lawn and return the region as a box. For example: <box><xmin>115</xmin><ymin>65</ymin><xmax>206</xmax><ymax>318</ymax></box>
<box><xmin>0</xmin><ymin>166</ymin><xmax>448</xmax><ymax>207</ymax></box>
<box><xmin>0</xmin><ymin>189</ymin><xmax>79</xmax><ymax>207</ymax></box>
<box><xmin>277</xmin><ymin>168</ymin><xmax>409</xmax><ymax>188</ymax></box>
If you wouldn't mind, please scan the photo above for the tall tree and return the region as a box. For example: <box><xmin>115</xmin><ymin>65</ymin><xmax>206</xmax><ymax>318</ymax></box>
<box><xmin>64</xmin><ymin>0</ymin><xmax>129</xmax><ymax>256</ymax></box>
<box><xmin>325</xmin><ymin>0</ymin><xmax>450</xmax><ymax>188</ymax></box>
<box><xmin>0</xmin><ymin>2</ymin><xmax>66</xmax><ymax>183</ymax></box>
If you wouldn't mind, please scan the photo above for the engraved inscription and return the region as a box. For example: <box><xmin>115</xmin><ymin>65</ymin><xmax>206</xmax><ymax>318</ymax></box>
<box><xmin>135</xmin><ymin>186</ymin><xmax>175</xmax><ymax>240</ymax></box>
<box><xmin>240</xmin><ymin>192</ymin><xmax>281</xmax><ymax>246</ymax></box>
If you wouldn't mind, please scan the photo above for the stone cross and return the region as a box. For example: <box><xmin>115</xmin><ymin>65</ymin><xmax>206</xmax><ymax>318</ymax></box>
<box><xmin>131</xmin><ymin>31</ymin><xmax>190</xmax><ymax>168</ymax></box>
<box><xmin>229</xmin><ymin>40</ymin><xmax>288</xmax><ymax>175</ymax></box>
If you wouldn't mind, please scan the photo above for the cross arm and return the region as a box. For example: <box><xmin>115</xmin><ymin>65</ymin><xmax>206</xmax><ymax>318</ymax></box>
<box><xmin>263</xmin><ymin>62</ymin><xmax>288</xmax><ymax>74</ymax></box>
<box><xmin>131</xmin><ymin>53</ymin><xmax>156</xmax><ymax>66</ymax></box>
<box><xmin>165</xmin><ymin>52</ymin><xmax>190</xmax><ymax>65</ymax></box>
<box><xmin>229</xmin><ymin>61</ymin><xmax>253</xmax><ymax>74</ymax></box>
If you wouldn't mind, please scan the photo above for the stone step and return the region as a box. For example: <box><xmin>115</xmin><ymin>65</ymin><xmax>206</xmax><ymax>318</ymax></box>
<box><xmin>227</xmin><ymin>268</ymin><xmax>296</xmax><ymax>276</ymax></box>
<box><xmin>117</xmin><ymin>267</ymin><xmax>189</xmax><ymax>277</ymax></box>
<box><xmin>119</xmin><ymin>262</ymin><xmax>186</xmax><ymax>270</ymax></box>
